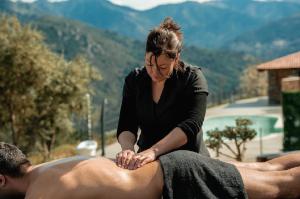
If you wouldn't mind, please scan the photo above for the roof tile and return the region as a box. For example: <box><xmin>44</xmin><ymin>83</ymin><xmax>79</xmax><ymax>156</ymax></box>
<box><xmin>257</xmin><ymin>51</ymin><xmax>300</xmax><ymax>70</ymax></box>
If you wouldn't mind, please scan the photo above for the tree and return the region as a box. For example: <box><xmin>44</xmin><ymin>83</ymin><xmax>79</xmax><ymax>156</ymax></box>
<box><xmin>205</xmin><ymin>118</ymin><xmax>257</xmax><ymax>161</ymax></box>
<box><xmin>0</xmin><ymin>16</ymin><xmax>100</xmax><ymax>160</ymax></box>
<box><xmin>240</xmin><ymin>65</ymin><xmax>268</xmax><ymax>98</ymax></box>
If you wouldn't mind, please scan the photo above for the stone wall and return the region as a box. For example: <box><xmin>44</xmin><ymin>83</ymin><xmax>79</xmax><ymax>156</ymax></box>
<box><xmin>267</xmin><ymin>69</ymin><xmax>300</xmax><ymax>104</ymax></box>
<box><xmin>282</xmin><ymin>76</ymin><xmax>300</xmax><ymax>92</ymax></box>
<box><xmin>268</xmin><ymin>70</ymin><xmax>291</xmax><ymax>104</ymax></box>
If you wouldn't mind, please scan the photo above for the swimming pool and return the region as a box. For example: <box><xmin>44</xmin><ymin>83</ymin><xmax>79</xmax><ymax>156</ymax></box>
<box><xmin>202</xmin><ymin>115</ymin><xmax>282</xmax><ymax>139</ymax></box>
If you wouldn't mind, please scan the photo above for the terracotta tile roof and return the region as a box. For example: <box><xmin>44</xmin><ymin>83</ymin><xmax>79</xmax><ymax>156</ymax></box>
<box><xmin>257</xmin><ymin>51</ymin><xmax>300</xmax><ymax>71</ymax></box>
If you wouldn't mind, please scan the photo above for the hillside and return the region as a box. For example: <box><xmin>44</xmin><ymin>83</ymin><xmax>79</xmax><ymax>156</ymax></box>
<box><xmin>3</xmin><ymin>0</ymin><xmax>300</xmax><ymax>49</ymax></box>
<box><xmin>29</xmin><ymin>16</ymin><xmax>143</xmax><ymax>130</ymax></box>
<box><xmin>224</xmin><ymin>14</ymin><xmax>300</xmax><ymax>60</ymax></box>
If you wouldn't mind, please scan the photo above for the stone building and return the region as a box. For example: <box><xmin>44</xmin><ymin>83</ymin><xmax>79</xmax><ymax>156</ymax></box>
<box><xmin>257</xmin><ymin>51</ymin><xmax>300</xmax><ymax>105</ymax></box>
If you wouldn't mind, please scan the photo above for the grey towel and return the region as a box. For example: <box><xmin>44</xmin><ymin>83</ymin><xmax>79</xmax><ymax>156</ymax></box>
<box><xmin>159</xmin><ymin>150</ymin><xmax>248</xmax><ymax>199</ymax></box>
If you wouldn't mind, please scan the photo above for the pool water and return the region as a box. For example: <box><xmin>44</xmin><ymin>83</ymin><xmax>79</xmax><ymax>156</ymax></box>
<box><xmin>202</xmin><ymin>115</ymin><xmax>282</xmax><ymax>139</ymax></box>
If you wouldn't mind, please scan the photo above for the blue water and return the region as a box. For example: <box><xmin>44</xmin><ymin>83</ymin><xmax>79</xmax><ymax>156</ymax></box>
<box><xmin>203</xmin><ymin>115</ymin><xmax>282</xmax><ymax>139</ymax></box>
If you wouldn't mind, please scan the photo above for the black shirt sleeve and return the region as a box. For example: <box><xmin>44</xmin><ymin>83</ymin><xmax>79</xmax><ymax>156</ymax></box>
<box><xmin>117</xmin><ymin>71</ymin><xmax>139</xmax><ymax>140</ymax></box>
<box><xmin>177</xmin><ymin>68</ymin><xmax>208</xmax><ymax>143</ymax></box>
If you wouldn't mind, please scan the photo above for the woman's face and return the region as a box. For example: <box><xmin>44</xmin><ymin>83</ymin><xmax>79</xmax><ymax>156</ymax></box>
<box><xmin>145</xmin><ymin>52</ymin><xmax>177</xmax><ymax>82</ymax></box>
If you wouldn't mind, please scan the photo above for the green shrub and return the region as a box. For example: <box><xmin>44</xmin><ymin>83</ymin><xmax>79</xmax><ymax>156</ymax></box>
<box><xmin>282</xmin><ymin>92</ymin><xmax>300</xmax><ymax>151</ymax></box>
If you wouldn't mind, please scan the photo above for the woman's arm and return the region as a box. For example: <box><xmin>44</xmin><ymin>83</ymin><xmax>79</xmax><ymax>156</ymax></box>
<box><xmin>116</xmin><ymin>72</ymin><xmax>139</xmax><ymax>140</ymax></box>
<box><xmin>118</xmin><ymin>131</ymin><xmax>136</xmax><ymax>151</ymax></box>
<box><xmin>151</xmin><ymin>85</ymin><xmax>207</xmax><ymax>156</ymax></box>
<box><xmin>116</xmin><ymin>131</ymin><xmax>137</xmax><ymax>168</ymax></box>
<box><xmin>128</xmin><ymin>93</ymin><xmax>207</xmax><ymax>170</ymax></box>
<box><xmin>126</xmin><ymin>128</ymin><xmax>187</xmax><ymax>170</ymax></box>
<box><xmin>150</xmin><ymin>127</ymin><xmax>188</xmax><ymax>155</ymax></box>
<box><xmin>116</xmin><ymin>71</ymin><xmax>139</xmax><ymax>168</ymax></box>
<box><xmin>176</xmin><ymin>67</ymin><xmax>208</xmax><ymax>148</ymax></box>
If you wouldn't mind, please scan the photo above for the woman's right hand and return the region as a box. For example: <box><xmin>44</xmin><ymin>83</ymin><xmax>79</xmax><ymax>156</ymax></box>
<box><xmin>116</xmin><ymin>149</ymin><xmax>135</xmax><ymax>169</ymax></box>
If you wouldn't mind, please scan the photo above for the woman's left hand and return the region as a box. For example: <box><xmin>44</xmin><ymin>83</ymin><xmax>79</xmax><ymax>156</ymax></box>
<box><xmin>128</xmin><ymin>148</ymin><xmax>157</xmax><ymax>170</ymax></box>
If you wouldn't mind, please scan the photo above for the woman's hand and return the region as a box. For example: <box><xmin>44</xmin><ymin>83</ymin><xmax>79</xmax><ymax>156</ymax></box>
<box><xmin>116</xmin><ymin>149</ymin><xmax>135</xmax><ymax>169</ymax></box>
<box><xmin>128</xmin><ymin>148</ymin><xmax>157</xmax><ymax>170</ymax></box>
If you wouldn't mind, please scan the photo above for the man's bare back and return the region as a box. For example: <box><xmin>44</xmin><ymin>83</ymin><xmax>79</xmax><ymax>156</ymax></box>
<box><xmin>25</xmin><ymin>156</ymin><xmax>163</xmax><ymax>199</ymax></box>
<box><xmin>3</xmin><ymin>142</ymin><xmax>300</xmax><ymax>199</ymax></box>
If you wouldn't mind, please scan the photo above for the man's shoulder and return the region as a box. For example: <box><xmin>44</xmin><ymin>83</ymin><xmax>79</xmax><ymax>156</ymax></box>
<box><xmin>25</xmin><ymin>157</ymin><xmax>118</xmax><ymax>199</ymax></box>
<box><xmin>25</xmin><ymin>172</ymin><xmax>65</xmax><ymax>199</ymax></box>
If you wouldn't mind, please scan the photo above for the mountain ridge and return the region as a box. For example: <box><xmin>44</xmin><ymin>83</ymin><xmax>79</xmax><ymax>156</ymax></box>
<box><xmin>5</xmin><ymin>0</ymin><xmax>300</xmax><ymax>50</ymax></box>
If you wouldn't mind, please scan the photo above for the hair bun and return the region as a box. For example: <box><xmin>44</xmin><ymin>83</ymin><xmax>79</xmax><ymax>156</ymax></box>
<box><xmin>159</xmin><ymin>17</ymin><xmax>182</xmax><ymax>41</ymax></box>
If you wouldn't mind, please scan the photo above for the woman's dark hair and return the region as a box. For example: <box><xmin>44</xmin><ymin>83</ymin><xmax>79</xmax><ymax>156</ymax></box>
<box><xmin>146</xmin><ymin>17</ymin><xmax>183</xmax><ymax>69</ymax></box>
<box><xmin>0</xmin><ymin>142</ymin><xmax>30</xmax><ymax>177</ymax></box>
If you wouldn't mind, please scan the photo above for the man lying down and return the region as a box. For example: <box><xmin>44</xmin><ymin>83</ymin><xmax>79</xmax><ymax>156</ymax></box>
<box><xmin>1</xmin><ymin>142</ymin><xmax>300</xmax><ymax>199</ymax></box>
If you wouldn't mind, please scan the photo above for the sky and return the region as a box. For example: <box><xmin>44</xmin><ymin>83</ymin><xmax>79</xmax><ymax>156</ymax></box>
<box><xmin>10</xmin><ymin>0</ymin><xmax>220</xmax><ymax>10</ymax></box>
<box><xmin>11</xmin><ymin>0</ymin><xmax>285</xmax><ymax>10</ymax></box>
<box><xmin>107</xmin><ymin>0</ymin><xmax>212</xmax><ymax>10</ymax></box>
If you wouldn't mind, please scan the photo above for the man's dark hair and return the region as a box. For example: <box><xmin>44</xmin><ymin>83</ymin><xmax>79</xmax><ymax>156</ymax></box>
<box><xmin>0</xmin><ymin>142</ymin><xmax>30</xmax><ymax>177</ymax></box>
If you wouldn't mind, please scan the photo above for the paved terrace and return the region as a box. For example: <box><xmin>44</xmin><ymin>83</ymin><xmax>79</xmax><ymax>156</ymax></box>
<box><xmin>98</xmin><ymin>96</ymin><xmax>284</xmax><ymax>162</ymax></box>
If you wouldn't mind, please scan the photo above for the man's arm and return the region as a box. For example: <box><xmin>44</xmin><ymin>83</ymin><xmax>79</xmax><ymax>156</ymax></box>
<box><xmin>231</xmin><ymin>152</ymin><xmax>300</xmax><ymax>171</ymax></box>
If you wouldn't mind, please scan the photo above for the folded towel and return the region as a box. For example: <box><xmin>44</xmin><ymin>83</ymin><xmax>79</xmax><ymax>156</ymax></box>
<box><xmin>159</xmin><ymin>150</ymin><xmax>247</xmax><ymax>199</ymax></box>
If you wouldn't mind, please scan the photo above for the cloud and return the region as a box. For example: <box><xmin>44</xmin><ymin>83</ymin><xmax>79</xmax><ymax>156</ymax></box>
<box><xmin>11</xmin><ymin>0</ymin><xmax>68</xmax><ymax>2</ymax></box>
<box><xmin>107</xmin><ymin>0</ymin><xmax>213</xmax><ymax>10</ymax></box>
<box><xmin>10</xmin><ymin>0</ymin><xmax>36</xmax><ymax>2</ymax></box>
<box><xmin>10</xmin><ymin>0</ymin><xmax>213</xmax><ymax>9</ymax></box>
<box><xmin>11</xmin><ymin>0</ymin><xmax>286</xmax><ymax>9</ymax></box>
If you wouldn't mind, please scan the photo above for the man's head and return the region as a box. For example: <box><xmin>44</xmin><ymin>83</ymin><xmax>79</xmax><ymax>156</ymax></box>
<box><xmin>0</xmin><ymin>142</ymin><xmax>30</xmax><ymax>199</ymax></box>
<box><xmin>0</xmin><ymin>142</ymin><xmax>30</xmax><ymax>178</ymax></box>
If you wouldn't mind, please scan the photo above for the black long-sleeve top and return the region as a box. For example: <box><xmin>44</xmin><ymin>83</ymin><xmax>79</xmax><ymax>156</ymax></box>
<box><xmin>117</xmin><ymin>62</ymin><xmax>210</xmax><ymax>156</ymax></box>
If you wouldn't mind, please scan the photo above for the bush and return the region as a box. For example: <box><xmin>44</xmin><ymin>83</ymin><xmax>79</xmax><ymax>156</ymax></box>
<box><xmin>205</xmin><ymin>118</ymin><xmax>257</xmax><ymax>161</ymax></box>
<box><xmin>282</xmin><ymin>92</ymin><xmax>300</xmax><ymax>151</ymax></box>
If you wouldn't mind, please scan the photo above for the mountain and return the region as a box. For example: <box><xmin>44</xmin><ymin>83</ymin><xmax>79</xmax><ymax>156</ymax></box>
<box><xmin>181</xmin><ymin>46</ymin><xmax>258</xmax><ymax>92</ymax></box>
<box><xmin>224</xmin><ymin>14</ymin><xmax>300</xmax><ymax>60</ymax></box>
<box><xmin>3</xmin><ymin>0</ymin><xmax>300</xmax><ymax>49</ymax></box>
<box><xmin>206</xmin><ymin>0</ymin><xmax>300</xmax><ymax>22</ymax></box>
<box><xmin>141</xmin><ymin>2</ymin><xmax>260</xmax><ymax>48</ymax></box>
<box><xmin>0</xmin><ymin>6</ymin><xmax>259</xmax><ymax>130</ymax></box>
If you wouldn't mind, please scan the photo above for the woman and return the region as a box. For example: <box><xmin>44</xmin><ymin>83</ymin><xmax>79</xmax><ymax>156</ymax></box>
<box><xmin>116</xmin><ymin>17</ymin><xmax>209</xmax><ymax>170</ymax></box>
